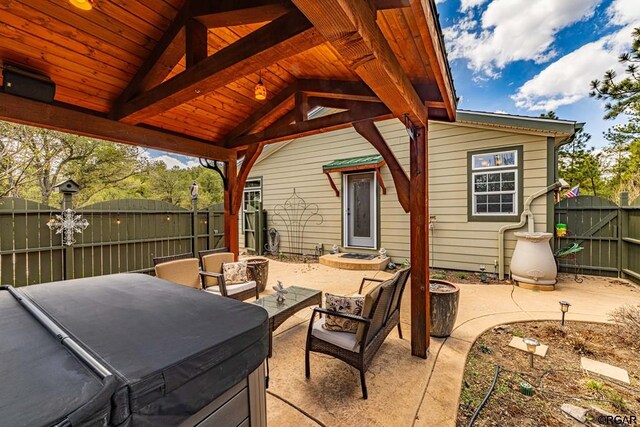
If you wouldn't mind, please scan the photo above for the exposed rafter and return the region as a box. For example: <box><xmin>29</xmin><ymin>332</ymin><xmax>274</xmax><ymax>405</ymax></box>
<box><xmin>185</xmin><ymin>18</ymin><xmax>208</xmax><ymax>68</ymax></box>
<box><xmin>112</xmin><ymin>10</ymin><xmax>322</xmax><ymax>124</ymax></box>
<box><xmin>291</xmin><ymin>0</ymin><xmax>428</xmax><ymax>126</ymax></box>
<box><xmin>225</xmin><ymin>83</ymin><xmax>298</xmax><ymax>142</ymax></box>
<box><xmin>232</xmin><ymin>143</ymin><xmax>265</xmax><ymax>214</ymax></box>
<box><xmin>227</xmin><ymin>103</ymin><xmax>391</xmax><ymax>148</ymax></box>
<box><xmin>192</xmin><ymin>0</ymin><xmax>294</xmax><ymax>27</ymax></box>
<box><xmin>298</xmin><ymin>79</ymin><xmax>380</xmax><ymax>102</ymax></box>
<box><xmin>410</xmin><ymin>0</ymin><xmax>456</xmax><ymax>121</ymax></box>
<box><xmin>114</xmin><ymin>6</ymin><xmax>189</xmax><ymax>105</ymax></box>
<box><xmin>0</xmin><ymin>92</ymin><xmax>234</xmax><ymax>161</ymax></box>
<box><xmin>372</xmin><ymin>0</ymin><xmax>411</xmax><ymax>9</ymax></box>
<box><xmin>352</xmin><ymin>120</ymin><xmax>410</xmax><ymax>212</ymax></box>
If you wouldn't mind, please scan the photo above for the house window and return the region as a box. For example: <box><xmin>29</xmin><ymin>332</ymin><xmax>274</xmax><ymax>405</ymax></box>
<box><xmin>468</xmin><ymin>147</ymin><xmax>522</xmax><ymax>221</ymax></box>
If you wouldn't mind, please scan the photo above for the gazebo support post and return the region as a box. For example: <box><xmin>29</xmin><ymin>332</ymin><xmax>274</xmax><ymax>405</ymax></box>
<box><xmin>224</xmin><ymin>153</ymin><xmax>240</xmax><ymax>259</ymax></box>
<box><xmin>410</xmin><ymin>125</ymin><xmax>430</xmax><ymax>358</ymax></box>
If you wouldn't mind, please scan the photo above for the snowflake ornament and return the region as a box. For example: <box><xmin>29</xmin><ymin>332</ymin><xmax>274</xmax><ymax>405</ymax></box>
<box><xmin>47</xmin><ymin>208</ymin><xmax>89</xmax><ymax>246</ymax></box>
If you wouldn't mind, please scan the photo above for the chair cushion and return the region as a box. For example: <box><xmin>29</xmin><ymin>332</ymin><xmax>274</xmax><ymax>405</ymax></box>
<box><xmin>323</xmin><ymin>294</ymin><xmax>364</xmax><ymax>333</ymax></box>
<box><xmin>222</xmin><ymin>261</ymin><xmax>248</xmax><ymax>285</ymax></box>
<box><xmin>355</xmin><ymin>278</ymin><xmax>393</xmax><ymax>344</ymax></box>
<box><xmin>205</xmin><ymin>281</ymin><xmax>256</xmax><ymax>296</ymax></box>
<box><xmin>201</xmin><ymin>252</ymin><xmax>234</xmax><ymax>287</ymax></box>
<box><xmin>154</xmin><ymin>259</ymin><xmax>201</xmax><ymax>289</ymax></box>
<box><xmin>312</xmin><ymin>318</ymin><xmax>360</xmax><ymax>352</ymax></box>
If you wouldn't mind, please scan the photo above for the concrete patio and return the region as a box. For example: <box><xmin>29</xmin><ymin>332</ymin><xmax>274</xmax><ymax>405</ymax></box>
<box><xmin>254</xmin><ymin>259</ymin><xmax>640</xmax><ymax>426</ymax></box>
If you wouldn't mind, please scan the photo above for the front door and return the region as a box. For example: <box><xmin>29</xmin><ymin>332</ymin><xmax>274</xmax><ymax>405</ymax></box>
<box><xmin>345</xmin><ymin>172</ymin><xmax>376</xmax><ymax>248</ymax></box>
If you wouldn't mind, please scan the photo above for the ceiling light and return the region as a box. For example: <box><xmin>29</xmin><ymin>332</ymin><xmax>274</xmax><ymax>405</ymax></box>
<box><xmin>254</xmin><ymin>71</ymin><xmax>267</xmax><ymax>101</ymax></box>
<box><xmin>70</xmin><ymin>0</ymin><xmax>94</xmax><ymax>11</ymax></box>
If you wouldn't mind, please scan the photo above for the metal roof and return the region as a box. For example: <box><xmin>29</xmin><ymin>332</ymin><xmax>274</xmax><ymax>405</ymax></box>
<box><xmin>323</xmin><ymin>154</ymin><xmax>384</xmax><ymax>171</ymax></box>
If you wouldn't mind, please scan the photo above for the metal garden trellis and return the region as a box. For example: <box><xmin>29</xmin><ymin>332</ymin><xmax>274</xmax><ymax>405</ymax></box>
<box><xmin>270</xmin><ymin>189</ymin><xmax>323</xmax><ymax>258</ymax></box>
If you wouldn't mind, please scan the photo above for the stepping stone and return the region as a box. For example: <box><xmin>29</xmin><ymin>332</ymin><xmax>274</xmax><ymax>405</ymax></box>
<box><xmin>508</xmin><ymin>337</ymin><xmax>548</xmax><ymax>357</ymax></box>
<box><xmin>581</xmin><ymin>357</ymin><xmax>630</xmax><ymax>384</ymax></box>
<box><xmin>561</xmin><ymin>403</ymin><xmax>588</xmax><ymax>423</ymax></box>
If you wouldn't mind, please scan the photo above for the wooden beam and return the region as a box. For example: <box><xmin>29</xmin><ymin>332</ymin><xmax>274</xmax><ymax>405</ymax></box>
<box><xmin>192</xmin><ymin>0</ymin><xmax>293</xmax><ymax>27</ymax></box>
<box><xmin>373</xmin><ymin>0</ymin><xmax>411</xmax><ymax>9</ymax></box>
<box><xmin>410</xmin><ymin>0</ymin><xmax>456</xmax><ymax>121</ymax></box>
<box><xmin>228</xmin><ymin>103</ymin><xmax>392</xmax><ymax>148</ymax></box>
<box><xmin>114</xmin><ymin>10</ymin><xmax>322</xmax><ymax>124</ymax></box>
<box><xmin>375</xmin><ymin>166</ymin><xmax>387</xmax><ymax>195</ymax></box>
<box><xmin>0</xmin><ymin>92</ymin><xmax>234</xmax><ymax>161</ymax></box>
<box><xmin>224</xmin><ymin>153</ymin><xmax>239</xmax><ymax>258</ymax></box>
<box><xmin>232</xmin><ymin>144</ymin><xmax>265</xmax><ymax>214</ymax></box>
<box><xmin>186</xmin><ymin>19</ymin><xmax>208</xmax><ymax>69</ymax></box>
<box><xmin>294</xmin><ymin>91</ymin><xmax>309</xmax><ymax>123</ymax></box>
<box><xmin>352</xmin><ymin>120</ymin><xmax>410</xmax><ymax>212</ymax></box>
<box><xmin>291</xmin><ymin>0</ymin><xmax>427</xmax><ymax>126</ymax></box>
<box><xmin>114</xmin><ymin>6</ymin><xmax>188</xmax><ymax>105</ymax></box>
<box><xmin>299</xmin><ymin>79</ymin><xmax>380</xmax><ymax>102</ymax></box>
<box><xmin>308</xmin><ymin>96</ymin><xmax>381</xmax><ymax>110</ymax></box>
<box><xmin>324</xmin><ymin>172</ymin><xmax>340</xmax><ymax>197</ymax></box>
<box><xmin>226</xmin><ymin>83</ymin><xmax>297</xmax><ymax>142</ymax></box>
<box><xmin>409</xmin><ymin>126</ymin><xmax>430</xmax><ymax>358</ymax></box>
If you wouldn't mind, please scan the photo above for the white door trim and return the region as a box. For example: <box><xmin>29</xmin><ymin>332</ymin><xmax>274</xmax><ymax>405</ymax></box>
<box><xmin>342</xmin><ymin>171</ymin><xmax>377</xmax><ymax>249</ymax></box>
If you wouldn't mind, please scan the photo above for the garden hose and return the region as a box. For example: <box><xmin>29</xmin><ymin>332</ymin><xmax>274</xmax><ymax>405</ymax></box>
<box><xmin>468</xmin><ymin>365</ymin><xmax>501</xmax><ymax>427</ymax></box>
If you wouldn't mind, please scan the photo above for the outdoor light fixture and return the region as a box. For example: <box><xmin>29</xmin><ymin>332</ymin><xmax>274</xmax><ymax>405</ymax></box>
<box><xmin>116</xmin><ymin>218</ymin><xmax>121</xmax><ymax>225</ymax></box>
<box><xmin>523</xmin><ymin>337</ymin><xmax>540</xmax><ymax>368</ymax></box>
<box><xmin>559</xmin><ymin>300</ymin><xmax>571</xmax><ymax>326</ymax></box>
<box><xmin>254</xmin><ymin>71</ymin><xmax>267</xmax><ymax>101</ymax></box>
<box><xmin>166</xmin><ymin>215</ymin><xmax>171</xmax><ymax>222</ymax></box>
<box><xmin>70</xmin><ymin>0</ymin><xmax>94</xmax><ymax>10</ymax></box>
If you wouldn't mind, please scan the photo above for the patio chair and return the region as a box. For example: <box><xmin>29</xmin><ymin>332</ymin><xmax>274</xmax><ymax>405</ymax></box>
<box><xmin>152</xmin><ymin>252</ymin><xmax>193</xmax><ymax>267</ymax></box>
<box><xmin>154</xmin><ymin>258</ymin><xmax>219</xmax><ymax>290</ymax></box>
<box><xmin>201</xmin><ymin>252</ymin><xmax>259</xmax><ymax>301</ymax></box>
<box><xmin>305</xmin><ymin>268</ymin><xmax>411</xmax><ymax>399</ymax></box>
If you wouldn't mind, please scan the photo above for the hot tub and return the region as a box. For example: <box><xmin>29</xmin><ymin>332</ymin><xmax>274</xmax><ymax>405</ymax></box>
<box><xmin>1</xmin><ymin>273</ymin><xmax>269</xmax><ymax>426</ymax></box>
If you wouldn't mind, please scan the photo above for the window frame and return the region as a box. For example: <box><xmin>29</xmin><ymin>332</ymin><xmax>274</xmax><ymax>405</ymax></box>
<box><xmin>467</xmin><ymin>146</ymin><xmax>523</xmax><ymax>222</ymax></box>
<box><xmin>242</xmin><ymin>177</ymin><xmax>262</xmax><ymax>233</ymax></box>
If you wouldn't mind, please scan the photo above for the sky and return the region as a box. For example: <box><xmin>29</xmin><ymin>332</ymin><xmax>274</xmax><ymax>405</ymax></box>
<box><xmin>436</xmin><ymin>0</ymin><xmax>640</xmax><ymax>148</ymax></box>
<box><xmin>149</xmin><ymin>0</ymin><xmax>640</xmax><ymax>167</ymax></box>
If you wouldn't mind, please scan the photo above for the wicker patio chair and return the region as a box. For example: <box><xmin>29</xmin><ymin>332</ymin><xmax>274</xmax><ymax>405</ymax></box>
<box><xmin>197</xmin><ymin>247</ymin><xmax>230</xmax><ymax>263</ymax></box>
<box><xmin>201</xmin><ymin>252</ymin><xmax>259</xmax><ymax>301</ymax></box>
<box><xmin>305</xmin><ymin>268</ymin><xmax>411</xmax><ymax>399</ymax></box>
<box><xmin>154</xmin><ymin>258</ymin><xmax>219</xmax><ymax>290</ymax></box>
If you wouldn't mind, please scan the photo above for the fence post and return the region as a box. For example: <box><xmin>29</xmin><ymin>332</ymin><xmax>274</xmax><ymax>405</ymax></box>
<box><xmin>620</xmin><ymin>192</ymin><xmax>629</xmax><ymax>280</ymax></box>
<box><xmin>61</xmin><ymin>190</ymin><xmax>74</xmax><ymax>280</ymax></box>
<box><xmin>192</xmin><ymin>197</ymin><xmax>199</xmax><ymax>257</ymax></box>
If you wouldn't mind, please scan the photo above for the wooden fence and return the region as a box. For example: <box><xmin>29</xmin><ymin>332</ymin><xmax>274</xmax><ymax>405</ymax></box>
<box><xmin>554</xmin><ymin>194</ymin><xmax>640</xmax><ymax>284</ymax></box>
<box><xmin>0</xmin><ymin>197</ymin><xmax>224</xmax><ymax>287</ymax></box>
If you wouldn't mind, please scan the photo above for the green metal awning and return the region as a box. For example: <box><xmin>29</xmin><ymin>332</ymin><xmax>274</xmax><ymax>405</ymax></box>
<box><xmin>322</xmin><ymin>154</ymin><xmax>387</xmax><ymax>197</ymax></box>
<box><xmin>322</xmin><ymin>154</ymin><xmax>384</xmax><ymax>172</ymax></box>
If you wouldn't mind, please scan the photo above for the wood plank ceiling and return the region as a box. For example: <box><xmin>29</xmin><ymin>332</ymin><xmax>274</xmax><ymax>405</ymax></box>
<box><xmin>0</xmin><ymin>0</ymin><xmax>456</xmax><ymax>155</ymax></box>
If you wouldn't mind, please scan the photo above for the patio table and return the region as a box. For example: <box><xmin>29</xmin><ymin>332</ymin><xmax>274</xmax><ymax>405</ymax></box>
<box><xmin>253</xmin><ymin>286</ymin><xmax>322</xmax><ymax>357</ymax></box>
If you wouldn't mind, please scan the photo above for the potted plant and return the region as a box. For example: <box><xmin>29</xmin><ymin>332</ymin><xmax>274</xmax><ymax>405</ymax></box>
<box><xmin>429</xmin><ymin>279</ymin><xmax>460</xmax><ymax>337</ymax></box>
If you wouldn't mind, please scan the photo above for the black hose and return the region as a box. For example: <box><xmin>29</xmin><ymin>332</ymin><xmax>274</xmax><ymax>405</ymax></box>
<box><xmin>468</xmin><ymin>365</ymin><xmax>501</xmax><ymax>427</ymax></box>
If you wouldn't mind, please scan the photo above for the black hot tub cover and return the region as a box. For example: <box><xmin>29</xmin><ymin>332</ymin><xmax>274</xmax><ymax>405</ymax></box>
<box><xmin>2</xmin><ymin>273</ymin><xmax>269</xmax><ymax>426</ymax></box>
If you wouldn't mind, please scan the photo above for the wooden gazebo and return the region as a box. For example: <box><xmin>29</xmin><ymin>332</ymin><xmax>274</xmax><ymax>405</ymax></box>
<box><xmin>0</xmin><ymin>0</ymin><xmax>456</xmax><ymax>357</ymax></box>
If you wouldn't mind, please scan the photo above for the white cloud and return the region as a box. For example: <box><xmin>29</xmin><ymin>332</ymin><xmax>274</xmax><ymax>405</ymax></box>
<box><xmin>150</xmin><ymin>154</ymin><xmax>200</xmax><ymax>169</ymax></box>
<box><xmin>512</xmin><ymin>1</ymin><xmax>640</xmax><ymax>112</ymax></box>
<box><xmin>444</xmin><ymin>0</ymin><xmax>601</xmax><ymax>78</ymax></box>
<box><xmin>607</xmin><ymin>0</ymin><xmax>640</xmax><ymax>25</ymax></box>
<box><xmin>460</xmin><ymin>0</ymin><xmax>489</xmax><ymax>12</ymax></box>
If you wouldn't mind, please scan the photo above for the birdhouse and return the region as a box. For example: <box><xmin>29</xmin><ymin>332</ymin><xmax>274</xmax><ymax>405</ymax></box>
<box><xmin>55</xmin><ymin>179</ymin><xmax>81</xmax><ymax>194</ymax></box>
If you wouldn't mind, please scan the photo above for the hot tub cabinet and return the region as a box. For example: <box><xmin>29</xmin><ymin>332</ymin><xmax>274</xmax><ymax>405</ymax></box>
<box><xmin>0</xmin><ymin>273</ymin><xmax>269</xmax><ymax>427</ymax></box>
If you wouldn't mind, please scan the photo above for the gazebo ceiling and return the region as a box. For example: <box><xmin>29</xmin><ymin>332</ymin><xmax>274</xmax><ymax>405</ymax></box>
<box><xmin>0</xmin><ymin>0</ymin><xmax>456</xmax><ymax>158</ymax></box>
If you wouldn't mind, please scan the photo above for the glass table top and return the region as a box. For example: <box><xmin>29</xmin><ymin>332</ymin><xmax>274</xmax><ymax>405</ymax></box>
<box><xmin>252</xmin><ymin>286</ymin><xmax>321</xmax><ymax>317</ymax></box>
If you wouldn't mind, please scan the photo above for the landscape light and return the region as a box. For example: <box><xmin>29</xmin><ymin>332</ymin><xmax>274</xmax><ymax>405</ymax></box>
<box><xmin>559</xmin><ymin>300</ymin><xmax>571</xmax><ymax>326</ymax></box>
<box><xmin>523</xmin><ymin>337</ymin><xmax>540</xmax><ymax>368</ymax></box>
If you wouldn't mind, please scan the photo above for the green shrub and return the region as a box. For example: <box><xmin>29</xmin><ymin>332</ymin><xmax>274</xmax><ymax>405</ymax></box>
<box><xmin>453</xmin><ymin>271</ymin><xmax>469</xmax><ymax>280</ymax></box>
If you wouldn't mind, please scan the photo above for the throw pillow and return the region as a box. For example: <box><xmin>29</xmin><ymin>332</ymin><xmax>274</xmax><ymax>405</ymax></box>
<box><xmin>222</xmin><ymin>261</ymin><xmax>248</xmax><ymax>285</ymax></box>
<box><xmin>323</xmin><ymin>294</ymin><xmax>364</xmax><ymax>333</ymax></box>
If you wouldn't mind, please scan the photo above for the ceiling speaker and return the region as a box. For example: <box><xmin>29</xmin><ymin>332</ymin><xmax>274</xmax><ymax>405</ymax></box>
<box><xmin>2</xmin><ymin>64</ymin><xmax>55</xmax><ymax>103</ymax></box>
